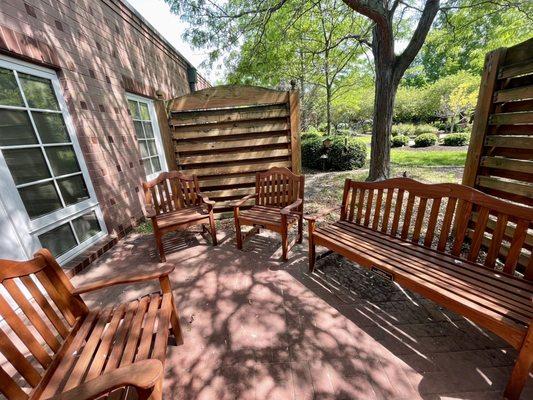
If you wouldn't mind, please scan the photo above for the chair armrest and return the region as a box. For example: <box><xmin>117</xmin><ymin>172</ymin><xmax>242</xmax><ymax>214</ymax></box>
<box><xmin>280</xmin><ymin>198</ymin><xmax>303</xmax><ymax>216</ymax></box>
<box><xmin>232</xmin><ymin>193</ymin><xmax>257</xmax><ymax>208</ymax></box>
<box><xmin>73</xmin><ymin>265</ymin><xmax>175</xmax><ymax>295</ymax></box>
<box><xmin>304</xmin><ymin>206</ymin><xmax>341</xmax><ymax>222</ymax></box>
<box><xmin>51</xmin><ymin>359</ymin><xmax>163</xmax><ymax>400</ymax></box>
<box><xmin>145</xmin><ymin>204</ymin><xmax>156</xmax><ymax>218</ymax></box>
<box><xmin>198</xmin><ymin>192</ymin><xmax>215</xmax><ymax>207</ymax></box>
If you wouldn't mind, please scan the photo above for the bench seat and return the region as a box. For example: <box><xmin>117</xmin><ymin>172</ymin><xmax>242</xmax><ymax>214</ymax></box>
<box><xmin>314</xmin><ymin>220</ymin><xmax>532</xmax><ymax>348</ymax></box>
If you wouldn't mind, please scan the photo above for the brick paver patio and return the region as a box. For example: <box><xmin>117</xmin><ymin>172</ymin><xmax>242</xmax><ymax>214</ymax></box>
<box><xmin>71</xmin><ymin>228</ymin><xmax>533</xmax><ymax>399</ymax></box>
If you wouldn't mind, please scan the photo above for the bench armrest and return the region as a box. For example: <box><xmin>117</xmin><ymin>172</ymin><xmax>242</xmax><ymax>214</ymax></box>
<box><xmin>198</xmin><ymin>192</ymin><xmax>215</xmax><ymax>208</ymax></box>
<box><xmin>73</xmin><ymin>265</ymin><xmax>175</xmax><ymax>295</ymax></box>
<box><xmin>304</xmin><ymin>206</ymin><xmax>341</xmax><ymax>222</ymax></box>
<box><xmin>232</xmin><ymin>193</ymin><xmax>257</xmax><ymax>208</ymax></box>
<box><xmin>280</xmin><ymin>198</ymin><xmax>303</xmax><ymax>216</ymax></box>
<box><xmin>51</xmin><ymin>359</ymin><xmax>163</xmax><ymax>400</ymax></box>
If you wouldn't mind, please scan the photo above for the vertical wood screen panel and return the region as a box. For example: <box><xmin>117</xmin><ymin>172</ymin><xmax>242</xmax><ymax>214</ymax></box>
<box><xmin>167</xmin><ymin>85</ymin><xmax>301</xmax><ymax>214</ymax></box>
<box><xmin>463</xmin><ymin>37</ymin><xmax>533</xmax><ymax>271</ymax></box>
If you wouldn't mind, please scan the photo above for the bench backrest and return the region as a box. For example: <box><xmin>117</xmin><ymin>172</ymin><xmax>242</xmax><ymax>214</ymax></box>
<box><xmin>255</xmin><ymin>167</ymin><xmax>304</xmax><ymax>210</ymax></box>
<box><xmin>143</xmin><ymin>171</ymin><xmax>202</xmax><ymax>215</ymax></box>
<box><xmin>0</xmin><ymin>249</ymin><xmax>87</xmax><ymax>399</ymax></box>
<box><xmin>341</xmin><ymin>178</ymin><xmax>533</xmax><ymax>280</ymax></box>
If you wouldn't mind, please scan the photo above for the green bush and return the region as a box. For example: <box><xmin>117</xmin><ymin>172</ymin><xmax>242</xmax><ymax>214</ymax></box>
<box><xmin>301</xmin><ymin>136</ymin><xmax>324</xmax><ymax>169</ymax></box>
<box><xmin>414</xmin><ymin>133</ymin><xmax>438</xmax><ymax>147</ymax></box>
<box><xmin>443</xmin><ymin>133</ymin><xmax>469</xmax><ymax>146</ymax></box>
<box><xmin>326</xmin><ymin>136</ymin><xmax>367</xmax><ymax>170</ymax></box>
<box><xmin>414</xmin><ymin>124</ymin><xmax>438</xmax><ymax>135</ymax></box>
<box><xmin>391</xmin><ymin>135</ymin><xmax>409</xmax><ymax>148</ymax></box>
<box><xmin>301</xmin><ymin>126</ymin><xmax>323</xmax><ymax>140</ymax></box>
<box><xmin>392</xmin><ymin>123</ymin><xmax>416</xmax><ymax>136</ymax></box>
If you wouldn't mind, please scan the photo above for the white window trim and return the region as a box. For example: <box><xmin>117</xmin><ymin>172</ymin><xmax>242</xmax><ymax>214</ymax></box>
<box><xmin>0</xmin><ymin>54</ymin><xmax>107</xmax><ymax>264</ymax></box>
<box><xmin>126</xmin><ymin>93</ymin><xmax>168</xmax><ymax>181</ymax></box>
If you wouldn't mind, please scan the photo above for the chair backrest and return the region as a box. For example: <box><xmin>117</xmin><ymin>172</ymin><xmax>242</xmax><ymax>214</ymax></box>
<box><xmin>255</xmin><ymin>167</ymin><xmax>304</xmax><ymax>210</ymax></box>
<box><xmin>143</xmin><ymin>171</ymin><xmax>202</xmax><ymax>215</ymax></box>
<box><xmin>340</xmin><ymin>178</ymin><xmax>533</xmax><ymax>280</ymax></box>
<box><xmin>0</xmin><ymin>249</ymin><xmax>87</xmax><ymax>399</ymax></box>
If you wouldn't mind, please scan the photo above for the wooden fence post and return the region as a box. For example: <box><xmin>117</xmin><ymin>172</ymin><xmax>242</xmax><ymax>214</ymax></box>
<box><xmin>289</xmin><ymin>89</ymin><xmax>301</xmax><ymax>174</ymax></box>
<box><xmin>154</xmin><ymin>100</ymin><xmax>177</xmax><ymax>170</ymax></box>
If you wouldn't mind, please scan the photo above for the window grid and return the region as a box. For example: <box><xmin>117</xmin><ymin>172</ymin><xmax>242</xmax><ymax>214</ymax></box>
<box><xmin>128</xmin><ymin>99</ymin><xmax>162</xmax><ymax>177</ymax></box>
<box><xmin>1</xmin><ymin>69</ymin><xmax>85</xmax><ymax>211</ymax></box>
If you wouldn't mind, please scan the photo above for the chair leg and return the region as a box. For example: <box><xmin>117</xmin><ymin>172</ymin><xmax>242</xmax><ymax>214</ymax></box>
<box><xmin>208</xmin><ymin>213</ymin><xmax>218</xmax><ymax>246</ymax></box>
<box><xmin>504</xmin><ymin>325</ymin><xmax>533</xmax><ymax>399</ymax></box>
<box><xmin>155</xmin><ymin>232</ymin><xmax>166</xmax><ymax>262</ymax></box>
<box><xmin>235</xmin><ymin>217</ymin><xmax>243</xmax><ymax>250</ymax></box>
<box><xmin>297</xmin><ymin>217</ymin><xmax>303</xmax><ymax>244</ymax></box>
<box><xmin>308</xmin><ymin>221</ymin><xmax>316</xmax><ymax>272</ymax></box>
<box><xmin>281</xmin><ymin>231</ymin><xmax>288</xmax><ymax>261</ymax></box>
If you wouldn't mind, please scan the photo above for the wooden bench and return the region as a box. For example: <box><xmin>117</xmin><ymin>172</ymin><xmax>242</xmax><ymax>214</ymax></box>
<box><xmin>306</xmin><ymin>178</ymin><xmax>533</xmax><ymax>399</ymax></box>
<box><xmin>0</xmin><ymin>249</ymin><xmax>183</xmax><ymax>400</ymax></box>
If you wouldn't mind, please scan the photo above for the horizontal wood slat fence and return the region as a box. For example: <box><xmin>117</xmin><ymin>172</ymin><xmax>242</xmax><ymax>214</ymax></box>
<box><xmin>463</xmin><ymin>37</ymin><xmax>533</xmax><ymax>273</ymax></box>
<box><xmin>167</xmin><ymin>85</ymin><xmax>301</xmax><ymax>214</ymax></box>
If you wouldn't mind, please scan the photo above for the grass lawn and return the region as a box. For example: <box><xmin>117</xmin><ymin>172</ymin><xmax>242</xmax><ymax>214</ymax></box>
<box><xmin>391</xmin><ymin>147</ymin><xmax>467</xmax><ymax>166</ymax></box>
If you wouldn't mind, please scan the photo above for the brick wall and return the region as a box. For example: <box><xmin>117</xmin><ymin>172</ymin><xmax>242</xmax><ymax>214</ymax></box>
<box><xmin>0</xmin><ymin>0</ymin><xmax>207</xmax><ymax>236</ymax></box>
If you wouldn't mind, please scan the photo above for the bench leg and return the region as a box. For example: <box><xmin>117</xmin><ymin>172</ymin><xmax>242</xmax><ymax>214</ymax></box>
<box><xmin>159</xmin><ymin>275</ymin><xmax>184</xmax><ymax>346</ymax></box>
<box><xmin>308</xmin><ymin>220</ymin><xmax>316</xmax><ymax>272</ymax></box>
<box><xmin>138</xmin><ymin>376</ymin><xmax>163</xmax><ymax>400</ymax></box>
<box><xmin>155</xmin><ymin>232</ymin><xmax>166</xmax><ymax>263</ymax></box>
<box><xmin>208</xmin><ymin>213</ymin><xmax>218</xmax><ymax>246</ymax></box>
<box><xmin>281</xmin><ymin>231</ymin><xmax>288</xmax><ymax>261</ymax></box>
<box><xmin>504</xmin><ymin>325</ymin><xmax>533</xmax><ymax>400</ymax></box>
<box><xmin>235</xmin><ymin>217</ymin><xmax>243</xmax><ymax>250</ymax></box>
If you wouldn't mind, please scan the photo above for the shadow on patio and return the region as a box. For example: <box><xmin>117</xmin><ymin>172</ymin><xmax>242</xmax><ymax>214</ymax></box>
<box><xmin>71</xmin><ymin>229</ymin><xmax>533</xmax><ymax>400</ymax></box>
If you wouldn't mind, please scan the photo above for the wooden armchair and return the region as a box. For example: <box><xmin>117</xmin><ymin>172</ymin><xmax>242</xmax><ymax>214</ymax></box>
<box><xmin>0</xmin><ymin>248</ymin><xmax>183</xmax><ymax>400</ymax></box>
<box><xmin>233</xmin><ymin>167</ymin><xmax>304</xmax><ymax>261</ymax></box>
<box><xmin>143</xmin><ymin>171</ymin><xmax>217</xmax><ymax>262</ymax></box>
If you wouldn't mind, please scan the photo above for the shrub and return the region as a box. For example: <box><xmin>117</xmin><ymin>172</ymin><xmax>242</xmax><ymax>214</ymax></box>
<box><xmin>414</xmin><ymin>133</ymin><xmax>438</xmax><ymax>147</ymax></box>
<box><xmin>301</xmin><ymin>136</ymin><xmax>324</xmax><ymax>169</ymax></box>
<box><xmin>326</xmin><ymin>136</ymin><xmax>367</xmax><ymax>170</ymax></box>
<box><xmin>414</xmin><ymin>124</ymin><xmax>438</xmax><ymax>135</ymax></box>
<box><xmin>443</xmin><ymin>133</ymin><xmax>469</xmax><ymax>146</ymax></box>
<box><xmin>392</xmin><ymin>123</ymin><xmax>416</xmax><ymax>136</ymax></box>
<box><xmin>301</xmin><ymin>126</ymin><xmax>323</xmax><ymax>140</ymax></box>
<box><xmin>391</xmin><ymin>135</ymin><xmax>409</xmax><ymax>148</ymax></box>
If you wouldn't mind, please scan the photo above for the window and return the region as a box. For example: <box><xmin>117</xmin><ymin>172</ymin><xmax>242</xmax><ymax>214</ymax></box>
<box><xmin>126</xmin><ymin>94</ymin><xmax>167</xmax><ymax>180</ymax></box>
<box><xmin>0</xmin><ymin>56</ymin><xmax>106</xmax><ymax>262</ymax></box>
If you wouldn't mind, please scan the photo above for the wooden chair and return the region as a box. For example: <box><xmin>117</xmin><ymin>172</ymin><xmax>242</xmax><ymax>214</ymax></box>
<box><xmin>0</xmin><ymin>248</ymin><xmax>183</xmax><ymax>400</ymax></box>
<box><xmin>143</xmin><ymin>171</ymin><xmax>217</xmax><ymax>262</ymax></box>
<box><xmin>233</xmin><ymin>167</ymin><xmax>304</xmax><ymax>261</ymax></box>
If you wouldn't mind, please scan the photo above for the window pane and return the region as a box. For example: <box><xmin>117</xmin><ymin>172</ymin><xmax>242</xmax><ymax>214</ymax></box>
<box><xmin>0</xmin><ymin>109</ymin><xmax>38</xmax><ymax>146</ymax></box>
<box><xmin>143</xmin><ymin>159</ymin><xmax>153</xmax><ymax>176</ymax></box>
<box><xmin>139</xmin><ymin>103</ymin><xmax>150</xmax><ymax>120</ymax></box>
<box><xmin>32</xmin><ymin>112</ymin><xmax>69</xmax><ymax>143</ymax></box>
<box><xmin>151</xmin><ymin>156</ymin><xmax>161</xmax><ymax>173</ymax></box>
<box><xmin>143</xmin><ymin>122</ymin><xmax>154</xmax><ymax>138</ymax></box>
<box><xmin>45</xmin><ymin>146</ymin><xmax>80</xmax><ymax>176</ymax></box>
<box><xmin>38</xmin><ymin>223</ymin><xmax>77</xmax><ymax>257</ymax></box>
<box><xmin>128</xmin><ymin>100</ymin><xmax>139</xmax><ymax>119</ymax></box>
<box><xmin>139</xmin><ymin>141</ymin><xmax>149</xmax><ymax>158</ymax></box>
<box><xmin>147</xmin><ymin>139</ymin><xmax>157</xmax><ymax>156</ymax></box>
<box><xmin>72</xmin><ymin>211</ymin><xmax>101</xmax><ymax>243</ymax></box>
<box><xmin>19</xmin><ymin>181</ymin><xmax>62</xmax><ymax>218</ymax></box>
<box><xmin>18</xmin><ymin>74</ymin><xmax>59</xmax><ymax>110</ymax></box>
<box><xmin>57</xmin><ymin>174</ymin><xmax>89</xmax><ymax>205</ymax></box>
<box><xmin>0</xmin><ymin>68</ymin><xmax>24</xmax><ymax>106</ymax></box>
<box><xmin>3</xmin><ymin>148</ymin><xmax>50</xmax><ymax>185</ymax></box>
<box><xmin>133</xmin><ymin>121</ymin><xmax>144</xmax><ymax>138</ymax></box>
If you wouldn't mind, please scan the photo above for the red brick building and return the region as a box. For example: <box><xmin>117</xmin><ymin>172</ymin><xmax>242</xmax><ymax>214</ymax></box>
<box><xmin>0</xmin><ymin>0</ymin><xmax>208</xmax><ymax>270</ymax></box>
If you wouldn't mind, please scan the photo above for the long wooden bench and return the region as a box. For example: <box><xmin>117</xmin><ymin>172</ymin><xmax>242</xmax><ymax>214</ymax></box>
<box><xmin>0</xmin><ymin>249</ymin><xmax>183</xmax><ymax>400</ymax></box>
<box><xmin>306</xmin><ymin>178</ymin><xmax>533</xmax><ymax>399</ymax></box>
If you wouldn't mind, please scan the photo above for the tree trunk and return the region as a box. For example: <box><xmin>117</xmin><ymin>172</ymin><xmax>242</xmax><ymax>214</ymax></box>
<box><xmin>325</xmin><ymin>83</ymin><xmax>332</xmax><ymax>136</ymax></box>
<box><xmin>368</xmin><ymin>23</ymin><xmax>396</xmax><ymax>181</ymax></box>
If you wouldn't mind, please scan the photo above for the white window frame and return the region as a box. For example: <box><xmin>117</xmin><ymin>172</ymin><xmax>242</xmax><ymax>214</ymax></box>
<box><xmin>0</xmin><ymin>54</ymin><xmax>107</xmax><ymax>264</ymax></box>
<box><xmin>126</xmin><ymin>93</ymin><xmax>168</xmax><ymax>181</ymax></box>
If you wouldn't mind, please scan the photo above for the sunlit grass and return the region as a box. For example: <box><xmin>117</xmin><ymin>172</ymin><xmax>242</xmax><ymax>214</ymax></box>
<box><xmin>391</xmin><ymin>148</ymin><xmax>467</xmax><ymax>166</ymax></box>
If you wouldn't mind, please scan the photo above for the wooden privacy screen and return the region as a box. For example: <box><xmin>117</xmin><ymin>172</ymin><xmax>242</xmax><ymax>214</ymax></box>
<box><xmin>167</xmin><ymin>85</ymin><xmax>301</xmax><ymax>214</ymax></box>
<box><xmin>463</xmin><ymin>37</ymin><xmax>532</xmax><ymax>271</ymax></box>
